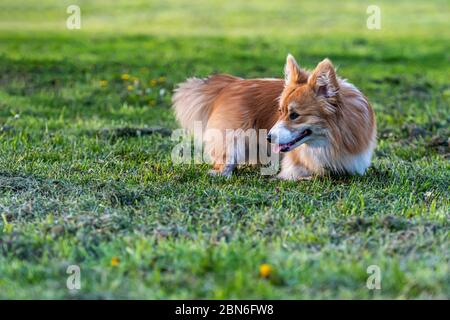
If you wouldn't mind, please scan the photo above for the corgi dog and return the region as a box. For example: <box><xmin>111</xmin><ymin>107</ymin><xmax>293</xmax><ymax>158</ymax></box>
<box><xmin>172</xmin><ymin>54</ymin><xmax>376</xmax><ymax>180</ymax></box>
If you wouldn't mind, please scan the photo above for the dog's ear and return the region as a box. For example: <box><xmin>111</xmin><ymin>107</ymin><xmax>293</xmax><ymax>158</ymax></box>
<box><xmin>308</xmin><ymin>58</ymin><xmax>339</xmax><ymax>98</ymax></box>
<box><xmin>284</xmin><ymin>54</ymin><xmax>308</xmax><ymax>85</ymax></box>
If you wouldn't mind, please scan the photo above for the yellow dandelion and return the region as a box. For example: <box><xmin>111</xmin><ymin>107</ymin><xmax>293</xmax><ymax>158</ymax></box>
<box><xmin>111</xmin><ymin>256</ymin><xmax>120</xmax><ymax>267</ymax></box>
<box><xmin>121</xmin><ymin>73</ymin><xmax>130</xmax><ymax>80</ymax></box>
<box><xmin>158</xmin><ymin>76</ymin><xmax>166</xmax><ymax>83</ymax></box>
<box><xmin>259</xmin><ymin>263</ymin><xmax>272</xmax><ymax>278</ymax></box>
<box><xmin>127</xmin><ymin>85</ymin><xmax>134</xmax><ymax>91</ymax></box>
<box><xmin>99</xmin><ymin>80</ymin><xmax>108</xmax><ymax>87</ymax></box>
<box><xmin>150</xmin><ymin>79</ymin><xmax>158</xmax><ymax>86</ymax></box>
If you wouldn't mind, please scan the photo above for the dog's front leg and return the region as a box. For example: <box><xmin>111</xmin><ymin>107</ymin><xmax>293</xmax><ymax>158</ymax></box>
<box><xmin>276</xmin><ymin>154</ymin><xmax>313</xmax><ymax>180</ymax></box>
<box><xmin>277</xmin><ymin>165</ymin><xmax>313</xmax><ymax>180</ymax></box>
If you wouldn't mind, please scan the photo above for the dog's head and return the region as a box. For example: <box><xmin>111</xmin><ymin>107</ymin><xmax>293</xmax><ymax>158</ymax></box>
<box><xmin>268</xmin><ymin>54</ymin><xmax>341</xmax><ymax>153</ymax></box>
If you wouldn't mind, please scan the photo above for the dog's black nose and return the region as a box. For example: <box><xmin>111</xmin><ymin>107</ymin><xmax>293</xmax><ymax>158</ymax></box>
<box><xmin>267</xmin><ymin>134</ymin><xmax>272</xmax><ymax>143</ymax></box>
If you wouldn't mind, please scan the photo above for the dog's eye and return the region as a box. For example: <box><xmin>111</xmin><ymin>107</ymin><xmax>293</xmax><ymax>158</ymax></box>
<box><xmin>289</xmin><ymin>112</ymin><xmax>299</xmax><ymax>120</ymax></box>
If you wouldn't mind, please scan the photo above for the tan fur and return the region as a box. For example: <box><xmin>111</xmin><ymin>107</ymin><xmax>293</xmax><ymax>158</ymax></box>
<box><xmin>172</xmin><ymin>55</ymin><xmax>376</xmax><ymax>179</ymax></box>
<box><xmin>174</xmin><ymin>75</ymin><xmax>284</xmax><ymax>173</ymax></box>
<box><xmin>173</xmin><ymin>74</ymin><xmax>239</xmax><ymax>132</ymax></box>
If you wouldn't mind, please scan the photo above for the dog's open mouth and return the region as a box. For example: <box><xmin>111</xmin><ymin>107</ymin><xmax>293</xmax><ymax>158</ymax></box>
<box><xmin>272</xmin><ymin>129</ymin><xmax>312</xmax><ymax>153</ymax></box>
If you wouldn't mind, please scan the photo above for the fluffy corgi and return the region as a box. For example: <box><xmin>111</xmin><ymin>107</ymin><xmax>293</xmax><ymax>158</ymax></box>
<box><xmin>172</xmin><ymin>54</ymin><xmax>376</xmax><ymax>180</ymax></box>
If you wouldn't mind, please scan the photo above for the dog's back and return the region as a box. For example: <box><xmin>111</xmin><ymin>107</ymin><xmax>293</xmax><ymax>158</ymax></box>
<box><xmin>173</xmin><ymin>74</ymin><xmax>283</xmax><ymax>131</ymax></box>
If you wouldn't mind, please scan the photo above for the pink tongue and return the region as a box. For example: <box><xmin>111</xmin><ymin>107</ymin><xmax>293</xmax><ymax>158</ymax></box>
<box><xmin>272</xmin><ymin>144</ymin><xmax>283</xmax><ymax>153</ymax></box>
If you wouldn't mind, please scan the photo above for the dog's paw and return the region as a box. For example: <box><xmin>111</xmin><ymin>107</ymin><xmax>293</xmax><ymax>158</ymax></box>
<box><xmin>277</xmin><ymin>170</ymin><xmax>312</xmax><ymax>181</ymax></box>
<box><xmin>208</xmin><ymin>164</ymin><xmax>235</xmax><ymax>179</ymax></box>
<box><xmin>208</xmin><ymin>169</ymin><xmax>221</xmax><ymax>176</ymax></box>
<box><xmin>208</xmin><ymin>169</ymin><xmax>232</xmax><ymax>179</ymax></box>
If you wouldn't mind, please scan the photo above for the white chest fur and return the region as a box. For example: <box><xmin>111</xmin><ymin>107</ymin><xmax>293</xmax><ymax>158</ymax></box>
<box><xmin>278</xmin><ymin>140</ymin><xmax>376</xmax><ymax>180</ymax></box>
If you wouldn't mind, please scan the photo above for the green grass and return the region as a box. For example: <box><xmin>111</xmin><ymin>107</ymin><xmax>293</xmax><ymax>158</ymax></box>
<box><xmin>0</xmin><ymin>0</ymin><xmax>449</xmax><ymax>299</ymax></box>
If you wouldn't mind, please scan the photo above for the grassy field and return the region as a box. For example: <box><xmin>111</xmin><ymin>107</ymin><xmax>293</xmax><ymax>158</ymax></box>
<box><xmin>0</xmin><ymin>0</ymin><xmax>448</xmax><ymax>299</ymax></box>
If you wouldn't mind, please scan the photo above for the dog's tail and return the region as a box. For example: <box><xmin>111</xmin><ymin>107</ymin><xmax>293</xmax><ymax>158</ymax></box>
<box><xmin>172</xmin><ymin>74</ymin><xmax>239</xmax><ymax>132</ymax></box>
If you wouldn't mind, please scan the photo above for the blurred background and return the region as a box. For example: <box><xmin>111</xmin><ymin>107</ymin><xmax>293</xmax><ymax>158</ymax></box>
<box><xmin>0</xmin><ymin>0</ymin><xmax>448</xmax><ymax>37</ymax></box>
